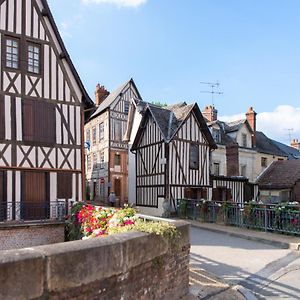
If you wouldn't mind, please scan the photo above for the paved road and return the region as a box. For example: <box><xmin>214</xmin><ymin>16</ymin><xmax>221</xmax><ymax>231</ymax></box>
<box><xmin>190</xmin><ymin>226</ymin><xmax>300</xmax><ymax>300</ymax></box>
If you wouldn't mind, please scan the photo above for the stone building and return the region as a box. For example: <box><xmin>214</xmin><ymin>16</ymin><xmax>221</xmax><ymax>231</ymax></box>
<box><xmin>84</xmin><ymin>79</ymin><xmax>141</xmax><ymax>205</ymax></box>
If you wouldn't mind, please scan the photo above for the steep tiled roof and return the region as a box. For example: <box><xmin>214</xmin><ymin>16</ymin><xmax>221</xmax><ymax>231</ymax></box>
<box><xmin>271</xmin><ymin>140</ymin><xmax>300</xmax><ymax>160</ymax></box>
<box><xmin>256</xmin><ymin>160</ymin><xmax>300</xmax><ymax>189</ymax></box>
<box><xmin>225</xmin><ymin>119</ymin><xmax>247</xmax><ymax>133</ymax></box>
<box><xmin>255</xmin><ymin>131</ymin><xmax>287</xmax><ymax>157</ymax></box>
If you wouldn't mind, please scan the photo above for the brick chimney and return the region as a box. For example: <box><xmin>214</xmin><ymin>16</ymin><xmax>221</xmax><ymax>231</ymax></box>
<box><xmin>291</xmin><ymin>139</ymin><xmax>300</xmax><ymax>151</ymax></box>
<box><xmin>226</xmin><ymin>143</ymin><xmax>239</xmax><ymax>176</ymax></box>
<box><xmin>202</xmin><ymin>105</ymin><xmax>218</xmax><ymax>122</ymax></box>
<box><xmin>246</xmin><ymin>106</ymin><xmax>257</xmax><ymax>147</ymax></box>
<box><xmin>95</xmin><ymin>84</ymin><xmax>109</xmax><ymax>106</ymax></box>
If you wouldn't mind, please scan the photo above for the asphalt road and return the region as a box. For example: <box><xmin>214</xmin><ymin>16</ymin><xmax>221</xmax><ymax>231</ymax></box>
<box><xmin>190</xmin><ymin>226</ymin><xmax>300</xmax><ymax>300</ymax></box>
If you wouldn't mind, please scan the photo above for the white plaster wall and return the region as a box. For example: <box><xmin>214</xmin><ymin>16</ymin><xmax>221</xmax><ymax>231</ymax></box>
<box><xmin>239</xmin><ymin>148</ymin><xmax>256</xmax><ymax>182</ymax></box>
<box><xmin>136</xmin><ymin>197</ymin><xmax>165</xmax><ymax>217</ymax></box>
<box><xmin>211</xmin><ymin>146</ymin><xmax>227</xmax><ymax>176</ymax></box>
<box><xmin>236</xmin><ymin>124</ymin><xmax>252</xmax><ymax>148</ymax></box>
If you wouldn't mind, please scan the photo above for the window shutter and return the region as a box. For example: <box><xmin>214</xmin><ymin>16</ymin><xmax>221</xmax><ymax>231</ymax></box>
<box><xmin>0</xmin><ymin>97</ymin><xmax>5</xmax><ymax>140</ymax></box>
<box><xmin>23</xmin><ymin>100</ymin><xmax>35</xmax><ymax>141</ymax></box>
<box><xmin>57</xmin><ymin>173</ymin><xmax>73</xmax><ymax>199</ymax></box>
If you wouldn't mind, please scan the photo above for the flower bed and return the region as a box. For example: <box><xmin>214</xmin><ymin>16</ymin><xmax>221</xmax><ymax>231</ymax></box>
<box><xmin>66</xmin><ymin>203</ymin><xmax>178</xmax><ymax>241</ymax></box>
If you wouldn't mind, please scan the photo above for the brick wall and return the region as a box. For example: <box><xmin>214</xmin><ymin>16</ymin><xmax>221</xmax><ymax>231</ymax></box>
<box><xmin>226</xmin><ymin>144</ymin><xmax>239</xmax><ymax>176</ymax></box>
<box><xmin>0</xmin><ymin>222</ymin><xmax>65</xmax><ymax>251</ymax></box>
<box><xmin>0</xmin><ymin>220</ymin><xmax>190</xmax><ymax>300</ymax></box>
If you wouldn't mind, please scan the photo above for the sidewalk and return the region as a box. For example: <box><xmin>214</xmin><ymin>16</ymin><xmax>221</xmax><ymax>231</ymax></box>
<box><xmin>190</xmin><ymin>221</ymin><xmax>300</xmax><ymax>250</ymax></box>
<box><xmin>183</xmin><ymin>268</ymin><xmax>246</xmax><ymax>300</ymax></box>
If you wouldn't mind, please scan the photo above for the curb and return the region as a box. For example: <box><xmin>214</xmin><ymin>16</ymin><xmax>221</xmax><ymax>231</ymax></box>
<box><xmin>233</xmin><ymin>285</ymin><xmax>258</xmax><ymax>300</ymax></box>
<box><xmin>190</xmin><ymin>222</ymin><xmax>300</xmax><ymax>250</ymax></box>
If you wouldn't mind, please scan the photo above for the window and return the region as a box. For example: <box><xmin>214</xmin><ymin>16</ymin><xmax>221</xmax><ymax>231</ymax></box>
<box><xmin>87</xmin><ymin>155</ymin><xmax>91</xmax><ymax>170</ymax></box>
<box><xmin>100</xmin><ymin>151</ymin><xmax>105</xmax><ymax>169</ymax></box>
<box><xmin>242</xmin><ymin>134</ymin><xmax>247</xmax><ymax>147</ymax></box>
<box><xmin>57</xmin><ymin>173</ymin><xmax>73</xmax><ymax>199</ymax></box>
<box><xmin>93</xmin><ymin>153</ymin><xmax>97</xmax><ymax>165</ymax></box>
<box><xmin>115</xmin><ymin>154</ymin><xmax>121</xmax><ymax>166</ymax></box>
<box><xmin>241</xmin><ymin>165</ymin><xmax>247</xmax><ymax>177</ymax></box>
<box><xmin>5</xmin><ymin>38</ymin><xmax>19</xmax><ymax>69</ymax></box>
<box><xmin>22</xmin><ymin>100</ymin><xmax>55</xmax><ymax>143</ymax></box>
<box><xmin>213</xmin><ymin>162</ymin><xmax>220</xmax><ymax>176</ymax></box>
<box><xmin>189</xmin><ymin>143</ymin><xmax>199</xmax><ymax>170</ymax></box>
<box><xmin>124</xmin><ymin>101</ymin><xmax>129</xmax><ymax>114</ymax></box>
<box><xmin>212</xmin><ymin>129</ymin><xmax>221</xmax><ymax>143</ymax></box>
<box><xmin>86</xmin><ymin>129</ymin><xmax>90</xmax><ymax>142</ymax></box>
<box><xmin>92</xmin><ymin>127</ymin><xmax>96</xmax><ymax>144</ymax></box>
<box><xmin>261</xmin><ymin>157</ymin><xmax>268</xmax><ymax>167</ymax></box>
<box><xmin>114</xmin><ymin>121</ymin><xmax>122</xmax><ymax>142</ymax></box>
<box><xmin>28</xmin><ymin>44</ymin><xmax>40</xmax><ymax>74</ymax></box>
<box><xmin>99</xmin><ymin>123</ymin><xmax>104</xmax><ymax>140</ymax></box>
<box><xmin>0</xmin><ymin>96</ymin><xmax>5</xmax><ymax>141</ymax></box>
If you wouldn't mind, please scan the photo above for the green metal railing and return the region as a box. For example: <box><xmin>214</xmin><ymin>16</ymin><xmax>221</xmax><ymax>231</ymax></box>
<box><xmin>177</xmin><ymin>199</ymin><xmax>300</xmax><ymax>236</ymax></box>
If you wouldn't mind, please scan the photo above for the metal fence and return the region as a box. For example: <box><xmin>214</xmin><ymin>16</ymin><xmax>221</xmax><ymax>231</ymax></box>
<box><xmin>177</xmin><ymin>199</ymin><xmax>300</xmax><ymax>235</ymax></box>
<box><xmin>0</xmin><ymin>202</ymin><xmax>66</xmax><ymax>223</ymax></box>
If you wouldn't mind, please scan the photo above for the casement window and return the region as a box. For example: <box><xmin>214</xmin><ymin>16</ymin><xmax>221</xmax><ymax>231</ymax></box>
<box><xmin>86</xmin><ymin>129</ymin><xmax>91</xmax><ymax>142</ymax></box>
<box><xmin>57</xmin><ymin>173</ymin><xmax>73</xmax><ymax>199</ymax></box>
<box><xmin>87</xmin><ymin>155</ymin><xmax>91</xmax><ymax>170</ymax></box>
<box><xmin>114</xmin><ymin>154</ymin><xmax>121</xmax><ymax>166</ymax></box>
<box><xmin>99</xmin><ymin>122</ymin><xmax>104</xmax><ymax>140</ymax></box>
<box><xmin>93</xmin><ymin>153</ymin><xmax>97</xmax><ymax>165</ymax></box>
<box><xmin>213</xmin><ymin>162</ymin><xmax>220</xmax><ymax>176</ymax></box>
<box><xmin>241</xmin><ymin>165</ymin><xmax>247</xmax><ymax>177</ymax></box>
<box><xmin>261</xmin><ymin>157</ymin><xmax>267</xmax><ymax>167</ymax></box>
<box><xmin>28</xmin><ymin>44</ymin><xmax>40</xmax><ymax>74</ymax></box>
<box><xmin>189</xmin><ymin>143</ymin><xmax>199</xmax><ymax>170</ymax></box>
<box><xmin>0</xmin><ymin>97</ymin><xmax>5</xmax><ymax>141</ymax></box>
<box><xmin>124</xmin><ymin>101</ymin><xmax>129</xmax><ymax>114</ymax></box>
<box><xmin>92</xmin><ymin>127</ymin><xmax>97</xmax><ymax>144</ymax></box>
<box><xmin>212</xmin><ymin>129</ymin><xmax>221</xmax><ymax>143</ymax></box>
<box><xmin>242</xmin><ymin>133</ymin><xmax>247</xmax><ymax>147</ymax></box>
<box><xmin>22</xmin><ymin>100</ymin><xmax>55</xmax><ymax>143</ymax></box>
<box><xmin>5</xmin><ymin>38</ymin><xmax>19</xmax><ymax>69</ymax></box>
<box><xmin>100</xmin><ymin>151</ymin><xmax>105</xmax><ymax>169</ymax></box>
<box><xmin>114</xmin><ymin>121</ymin><xmax>122</xmax><ymax>142</ymax></box>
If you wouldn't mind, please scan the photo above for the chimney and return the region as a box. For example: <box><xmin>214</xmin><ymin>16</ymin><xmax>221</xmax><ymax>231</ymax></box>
<box><xmin>202</xmin><ymin>105</ymin><xmax>218</xmax><ymax>122</ymax></box>
<box><xmin>226</xmin><ymin>143</ymin><xmax>239</xmax><ymax>176</ymax></box>
<box><xmin>246</xmin><ymin>106</ymin><xmax>257</xmax><ymax>147</ymax></box>
<box><xmin>291</xmin><ymin>139</ymin><xmax>300</xmax><ymax>151</ymax></box>
<box><xmin>95</xmin><ymin>84</ymin><xmax>109</xmax><ymax>106</ymax></box>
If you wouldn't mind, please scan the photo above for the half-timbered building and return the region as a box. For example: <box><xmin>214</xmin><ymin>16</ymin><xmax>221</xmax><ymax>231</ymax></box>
<box><xmin>129</xmin><ymin>102</ymin><xmax>217</xmax><ymax>215</ymax></box>
<box><xmin>0</xmin><ymin>0</ymin><xmax>93</xmax><ymax>222</ymax></box>
<box><xmin>85</xmin><ymin>79</ymin><xmax>141</xmax><ymax>205</ymax></box>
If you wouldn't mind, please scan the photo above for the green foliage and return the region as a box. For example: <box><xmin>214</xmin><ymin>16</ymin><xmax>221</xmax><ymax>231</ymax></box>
<box><xmin>107</xmin><ymin>219</ymin><xmax>180</xmax><ymax>243</ymax></box>
<box><xmin>65</xmin><ymin>202</ymin><xmax>84</xmax><ymax>241</ymax></box>
<box><xmin>151</xmin><ymin>101</ymin><xmax>168</xmax><ymax>107</ymax></box>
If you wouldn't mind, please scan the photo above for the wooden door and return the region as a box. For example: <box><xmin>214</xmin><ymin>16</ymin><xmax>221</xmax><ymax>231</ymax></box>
<box><xmin>0</xmin><ymin>171</ymin><xmax>6</xmax><ymax>221</ymax></box>
<box><xmin>22</xmin><ymin>171</ymin><xmax>48</xmax><ymax>220</ymax></box>
<box><xmin>114</xmin><ymin>178</ymin><xmax>121</xmax><ymax>198</ymax></box>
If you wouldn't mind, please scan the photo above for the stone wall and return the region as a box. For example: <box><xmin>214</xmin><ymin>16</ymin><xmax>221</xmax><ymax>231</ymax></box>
<box><xmin>0</xmin><ymin>220</ymin><xmax>190</xmax><ymax>300</ymax></box>
<box><xmin>0</xmin><ymin>222</ymin><xmax>65</xmax><ymax>251</ymax></box>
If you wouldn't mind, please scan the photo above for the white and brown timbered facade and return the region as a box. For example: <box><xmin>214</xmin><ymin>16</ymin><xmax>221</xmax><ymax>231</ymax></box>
<box><xmin>130</xmin><ymin>102</ymin><xmax>217</xmax><ymax>212</ymax></box>
<box><xmin>85</xmin><ymin>79</ymin><xmax>141</xmax><ymax>204</ymax></box>
<box><xmin>0</xmin><ymin>0</ymin><xmax>93</xmax><ymax>221</ymax></box>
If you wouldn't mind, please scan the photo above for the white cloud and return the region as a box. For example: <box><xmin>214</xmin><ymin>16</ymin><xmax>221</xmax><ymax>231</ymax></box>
<box><xmin>220</xmin><ymin>105</ymin><xmax>300</xmax><ymax>144</ymax></box>
<box><xmin>82</xmin><ymin>0</ymin><xmax>147</xmax><ymax>8</ymax></box>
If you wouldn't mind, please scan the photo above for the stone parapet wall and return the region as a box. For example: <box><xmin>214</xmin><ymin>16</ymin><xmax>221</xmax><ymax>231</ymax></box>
<box><xmin>0</xmin><ymin>220</ymin><xmax>190</xmax><ymax>300</ymax></box>
<box><xmin>0</xmin><ymin>222</ymin><xmax>65</xmax><ymax>251</ymax></box>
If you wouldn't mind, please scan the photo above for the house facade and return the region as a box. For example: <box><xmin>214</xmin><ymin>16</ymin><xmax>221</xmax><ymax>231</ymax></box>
<box><xmin>128</xmin><ymin>102</ymin><xmax>217</xmax><ymax>215</ymax></box>
<box><xmin>84</xmin><ymin>79</ymin><xmax>141</xmax><ymax>205</ymax></box>
<box><xmin>0</xmin><ymin>0</ymin><xmax>93</xmax><ymax>222</ymax></box>
<box><xmin>204</xmin><ymin>105</ymin><xmax>288</xmax><ymax>182</ymax></box>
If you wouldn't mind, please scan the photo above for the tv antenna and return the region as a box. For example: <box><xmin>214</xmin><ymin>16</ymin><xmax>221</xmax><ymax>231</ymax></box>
<box><xmin>200</xmin><ymin>81</ymin><xmax>223</xmax><ymax>106</ymax></box>
<box><xmin>284</xmin><ymin>128</ymin><xmax>294</xmax><ymax>143</ymax></box>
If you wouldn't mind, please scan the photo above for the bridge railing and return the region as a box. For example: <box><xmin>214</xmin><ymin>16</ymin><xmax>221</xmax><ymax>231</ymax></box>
<box><xmin>176</xmin><ymin>199</ymin><xmax>300</xmax><ymax>235</ymax></box>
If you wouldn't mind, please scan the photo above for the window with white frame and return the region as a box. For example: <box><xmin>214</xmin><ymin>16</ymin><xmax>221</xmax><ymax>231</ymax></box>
<box><xmin>28</xmin><ymin>44</ymin><xmax>40</xmax><ymax>74</ymax></box>
<box><xmin>6</xmin><ymin>38</ymin><xmax>19</xmax><ymax>69</ymax></box>
<box><xmin>100</xmin><ymin>151</ymin><xmax>105</xmax><ymax>169</ymax></box>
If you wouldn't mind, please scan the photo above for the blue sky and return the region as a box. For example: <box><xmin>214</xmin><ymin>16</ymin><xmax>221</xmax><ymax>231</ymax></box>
<box><xmin>48</xmin><ymin>0</ymin><xmax>300</xmax><ymax>144</ymax></box>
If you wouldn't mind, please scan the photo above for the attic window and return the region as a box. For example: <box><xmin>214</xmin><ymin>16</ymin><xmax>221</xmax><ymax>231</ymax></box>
<box><xmin>261</xmin><ymin>157</ymin><xmax>267</xmax><ymax>167</ymax></box>
<box><xmin>212</xmin><ymin>129</ymin><xmax>221</xmax><ymax>143</ymax></box>
<box><xmin>189</xmin><ymin>143</ymin><xmax>199</xmax><ymax>170</ymax></box>
<box><xmin>242</xmin><ymin>134</ymin><xmax>247</xmax><ymax>147</ymax></box>
<box><xmin>124</xmin><ymin>101</ymin><xmax>129</xmax><ymax>114</ymax></box>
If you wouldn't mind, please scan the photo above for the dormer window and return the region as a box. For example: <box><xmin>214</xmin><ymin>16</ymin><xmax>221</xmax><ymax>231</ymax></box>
<box><xmin>242</xmin><ymin>133</ymin><xmax>247</xmax><ymax>147</ymax></box>
<box><xmin>28</xmin><ymin>44</ymin><xmax>40</xmax><ymax>74</ymax></box>
<box><xmin>212</xmin><ymin>128</ymin><xmax>221</xmax><ymax>143</ymax></box>
<box><xmin>6</xmin><ymin>38</ymin><xmax>19</xmax><ymax>69</ymax></box>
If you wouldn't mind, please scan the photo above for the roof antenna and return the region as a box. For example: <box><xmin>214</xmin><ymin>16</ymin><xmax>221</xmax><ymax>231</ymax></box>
<box><xmin>200</xmin><ymin>81</ymin><xmax>223</xmax><ymax>106</ymax></box>
<box><xmin>284</xmin><ymin>128</ymin><xmax>294</xmax><ymax>143</ymax></box>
